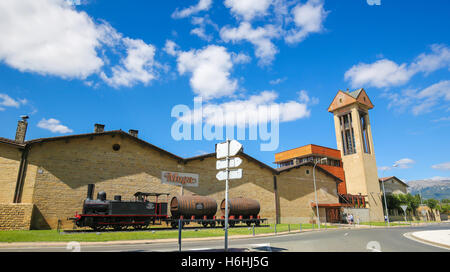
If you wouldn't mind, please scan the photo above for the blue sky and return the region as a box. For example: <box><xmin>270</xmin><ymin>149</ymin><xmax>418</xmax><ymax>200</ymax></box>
<box><xmin>0</xmin><ymin>0</ymin><xmax>449</xmax><ymax>182</ymax></box>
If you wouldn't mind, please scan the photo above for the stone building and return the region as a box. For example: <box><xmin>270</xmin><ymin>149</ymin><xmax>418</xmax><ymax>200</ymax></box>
<box><xmin>0</xmin><ymin>120</ymin><xmax>342</xmax><ymax>230</ymax></box>
<box><xmin>379</xmin><ymin>176</ymin><xmax>408</xmax><ymax>195</ymax></box>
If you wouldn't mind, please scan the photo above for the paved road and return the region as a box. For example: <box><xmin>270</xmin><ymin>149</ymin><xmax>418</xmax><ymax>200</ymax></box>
<box><xmin>1</xmin><ymin>223</ymin><xmax>449</xmax><ymax>252</ymax></box>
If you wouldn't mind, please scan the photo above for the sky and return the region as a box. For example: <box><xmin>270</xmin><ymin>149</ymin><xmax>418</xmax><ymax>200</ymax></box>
<box><xmin>0</xmin><ymin>0</ymin><xmax>449</xmax><ymax>183</ymax></box>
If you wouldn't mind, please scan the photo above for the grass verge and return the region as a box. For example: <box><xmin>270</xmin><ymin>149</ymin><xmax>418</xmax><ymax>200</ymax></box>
<box><xmin>0</xmin><ymin>223</ymin><xmax>335</xmax><ymax>243</ymax></box>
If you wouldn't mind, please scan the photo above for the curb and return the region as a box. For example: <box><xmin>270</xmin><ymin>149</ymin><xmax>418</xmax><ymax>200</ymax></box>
<box><xmin>404</xmin><ymin>232</ymin><xmax>450</xmax><ymax>250</ymax></box>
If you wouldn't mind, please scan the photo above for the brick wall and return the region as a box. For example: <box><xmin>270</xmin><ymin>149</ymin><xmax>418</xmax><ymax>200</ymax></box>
<box><xmin>0</xmin><ymin>203</ymin><xmax>34</xmax><ymax>230</ymax></box>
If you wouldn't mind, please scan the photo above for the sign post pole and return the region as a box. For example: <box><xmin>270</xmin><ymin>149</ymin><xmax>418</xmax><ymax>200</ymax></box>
<box><xmin>224</xmin><ymin>140</ymin><xmax>230</xmax><ymax>252</ymax></box>
<box><xmin>216</xmin><ymin>139</ymin><xmax>243</xmax><ymax>253</ymax></box>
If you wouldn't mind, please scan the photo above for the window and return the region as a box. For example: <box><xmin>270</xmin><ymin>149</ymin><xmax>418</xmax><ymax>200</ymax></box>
<box><xmin>339</xmin><ymin>113</ymin><xmax>356</xmax><ymax>155</ymax></box>
<box><xmin>359</xmin><ymin>111</ymin><xmax>371</xmax><ymax>154</ymax></box>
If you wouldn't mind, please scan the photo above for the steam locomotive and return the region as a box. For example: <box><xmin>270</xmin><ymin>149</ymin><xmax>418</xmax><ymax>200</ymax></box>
<box><xmin>70</xmin><ymin>184</ymin><xmax>265</xmax><ymax>231</ymax></box>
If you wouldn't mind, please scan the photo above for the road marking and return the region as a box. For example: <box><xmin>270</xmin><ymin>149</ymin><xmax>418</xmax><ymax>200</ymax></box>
<box><xmin>366</xmin><ymin>241</ymin><xmax>382</xmax><ymax>252</ymax></box>
<box><xmin>344</xmin><ymin>233</ymin><xmax>349</xmax><ymax>236</ymax></box>
<box><xmin>249</xmin><ymin>243</ymin><xmax>272</xmax><ymax>252</ymax></box>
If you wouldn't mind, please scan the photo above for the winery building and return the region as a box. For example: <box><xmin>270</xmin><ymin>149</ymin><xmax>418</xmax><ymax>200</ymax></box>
<box><xmin>0</xmin><ymin>124</ymin><xmax>343</xmax><ymax>230</ymax></box>
<box><xmin>0</xmin><ymin>88</ymin><xmax>383</xmax><ymax>230</ymax></box>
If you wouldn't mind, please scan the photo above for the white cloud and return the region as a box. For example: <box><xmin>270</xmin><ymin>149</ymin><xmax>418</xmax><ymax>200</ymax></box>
<box><xmin>269</xmin><ymin>77</ymin><xmax>287</xmax><ymax>85</ymax></box>
<box><xmin>284</xmin><ymin>0</ymin><xmax>328</xmax><ymax>44</ymax></box>
<box><xmin>220</xmin><ymin>22</ymin><xmax>280</xmax><ymax>65</ymax></box>
<box><xmin>172</xmin><ymin>0</ymin><xmax>212</xmax><ymax>19</ymax></box>
<box><xmin>0</xmin><ymin>0</ymin><xmax>160</xmax><ymax>88</ymax></box>
<box><xmin>345</xmin><ymin>44</ymin><xmax>450</xmax><ymax>89</ymax></box>
<box><xmin>432</xmin><ymin>162</ymin><xmax>450</xmax><ymax>171</ymax></box>
<box><xmin>0</xmin><ymin>0</ymin><xmax>104</xmax><ymax>79</ymax></box>
<box><xmin>385</xmin><ymin>80</ymin><xmax>450</xmax><ymax>116</ymax></box>
<box><xmin>224</xmin><ymin>0</ymin><xmax>273</xmax><ymax>21</ymax></box>
<box><xmin>432</xmin><ymin>116</ymin><xmax>450</xmax><ymax>122</ymax></box>
<box><xmin>394</xmin><ymin>158</ymin><xmax>415</xmax><ymax>169</ymax></box>
<box><xmin>179</xmin><ymin>90</ymin><xmax>310</xmax><ymax>126</ymax></box>
<box><xmin>298</xmin><ymin>90</ymin><xmax>319</xmax><ymax>105</ymax></box>
<box><xmin>163</xmin><ymin>40</ymin><xmax>180</xmax><ymax>57</ymax></box>
<box><xmin>0</xmin><ymin>93</ymin><xmax>28</xmax><ymax>111</ymax></box>
<box><xmin>0</xmin><ymin>93</ymin><xmax>20</xmax><ymax>108</ymax></box>
<box><xmin>345</xmin><ymin>59</ymin><xmax>413</xmax><ymax>89</ymax></box>
<box><xmin>176</xmin><ymin>45</ymin><xmax>238</xmax><ymax>100</ymax></box>
<box><xmin>189</xmin><ymin>16</ymin><xmax>218</xmax><ymax>41</ymax></box>
<box><xmin>231</xmin><ymin>52</ymin><xmax>251</xmax><ymax>64</ymax></box>
<box><xmin>378</xmin><ymin>166</ymin><xmax>392</xmax><ymax>172</ymax></box>
<box><xmin>409</xmin><ymin>44</ymin><xmax>450</xmax><ymax>75</ymax></box>
<box><xmin>37</xmin><ymin>118</ymin><xmax>73</xmax><ymax>134</ymax></box>
<box><xmin>100</xmin><ymin>38</ymin><xmax>157</xmax><ymax>88</ymax></box>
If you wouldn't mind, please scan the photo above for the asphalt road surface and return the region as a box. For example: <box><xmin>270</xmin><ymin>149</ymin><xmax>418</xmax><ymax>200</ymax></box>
<box><xmin>1</xmin><ymin>223</ymin><xmax>449</xmax><ymax>252</ymax></box>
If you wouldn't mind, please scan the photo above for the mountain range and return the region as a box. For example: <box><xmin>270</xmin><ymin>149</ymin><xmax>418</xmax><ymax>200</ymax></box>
<box><xmin>407</xmin><ymin>177</ymin><xmax>450</xmax><ymax>200</ymax></box>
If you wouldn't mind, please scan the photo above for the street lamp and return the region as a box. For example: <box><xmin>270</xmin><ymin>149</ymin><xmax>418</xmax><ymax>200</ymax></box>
<box><xmin>313</xmin><ymin>157</ymin><xmax>327</xmax><ymax>229</ymax></box>
<box><xmin>381</xmin><ymin>163</ymin><xmax>398</xmax><ymax>227</ymax></box>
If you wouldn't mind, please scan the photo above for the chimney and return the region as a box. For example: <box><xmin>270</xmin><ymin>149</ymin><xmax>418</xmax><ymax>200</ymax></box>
<box><xmin>15</xmin><ymin>115</ymin><xmax>29</xmax><ymax>143</ymax></box>
<box><xmin>129</xmin><ymin>129</ymin><xmax>138</xmax><ymax>138</ymax></box>
<box><xmin>94</xmin><ymin>123</ymin><xmax>105</xmax><ymax>133</ymax></box>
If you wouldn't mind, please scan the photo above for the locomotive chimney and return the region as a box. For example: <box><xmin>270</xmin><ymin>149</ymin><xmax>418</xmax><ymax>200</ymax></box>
<box><xmin>87</xmin><ymin>184</ymin><xmax>95</xmax><ymax>200</ymax></box>
<box><xmin>15</xmin><ymin>115</ymin><xmax>29</xmax><ymax>143</ymax></box>
<box><xmin>94</xmin><ymin>123</ymin><xmax>105</xmax><ymax>133</ymax></box>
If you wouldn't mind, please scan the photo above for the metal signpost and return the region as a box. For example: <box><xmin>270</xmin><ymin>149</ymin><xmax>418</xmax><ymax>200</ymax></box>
<box><xmin>400</xmin><ymin>205</ymin><xmax>408</xmax><ymax>223</ymax></box>
<box><xmin>216</xmin><ymin>139</ymin><xmax>243</xmax><ymax>252</ymax></box>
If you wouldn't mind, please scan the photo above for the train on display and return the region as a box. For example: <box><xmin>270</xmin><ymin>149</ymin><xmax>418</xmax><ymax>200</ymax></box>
<box><xmin>70</xmin><ymin>184</ymin><xmax>266</xmax><ymax>231</ymax></box>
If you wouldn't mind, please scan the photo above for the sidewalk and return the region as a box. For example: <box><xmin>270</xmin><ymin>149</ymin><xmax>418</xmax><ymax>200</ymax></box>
<box><xmin>408</xmin><ymin>230</ymin><xmax>450</xmax><ymax>249</ymax></box>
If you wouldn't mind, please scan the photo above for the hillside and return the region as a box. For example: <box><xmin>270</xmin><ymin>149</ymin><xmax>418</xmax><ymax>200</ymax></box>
<box><xmin>407</xmin><ymin>178</ymin><xmax>450</xmax><ymax>200</ymax></box>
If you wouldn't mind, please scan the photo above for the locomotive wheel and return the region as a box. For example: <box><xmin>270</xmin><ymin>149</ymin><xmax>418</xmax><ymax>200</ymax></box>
<box><xmin>255</xmin><ymin>220</ymin><xmax>261</xmax><ymax>226</ymax></box>
<box><xmin>210</xmin><ymin>222</ymin><xmax>216</xmax><ymax>228</ymax></box>
<box><xmin>134</xmin><ymin>225</ymin><xmax>143</xmax><ymax>230</ymax></box>
<box><xmin>202</xmin><ymin>222</ymin><xmax>208</xmax><ymax>228</ymax></box>
<box><xmin>246</xmin><ymin>221</ymin><xmax>252</xmax><ymax>227</ymax></box>
<box><xmin>171</xmin><ymin>221</ymin><xmax>178</xmax><ymax>229</ymax></box>
<box><xmin>229</xmin><ymin>221</ymin><xmax>235</xmax><ymax>227</ymax></box>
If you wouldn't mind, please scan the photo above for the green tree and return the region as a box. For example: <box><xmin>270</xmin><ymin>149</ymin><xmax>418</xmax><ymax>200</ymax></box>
<box><xmin>425</xmin><ymin>199</ymin><xmax>439</xmax><ymax>210</ymax></box>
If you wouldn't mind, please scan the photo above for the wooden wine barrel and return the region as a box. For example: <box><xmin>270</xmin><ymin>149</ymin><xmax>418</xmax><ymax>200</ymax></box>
<box><xmin>170</xmin><ymin>195</ymin><xmax>217</xmax><ymax>218</ymax></box>
<box><xmin>220</xmin><ymin>197</ymin><xmax>260</xmax><ymax>217</ymax></box>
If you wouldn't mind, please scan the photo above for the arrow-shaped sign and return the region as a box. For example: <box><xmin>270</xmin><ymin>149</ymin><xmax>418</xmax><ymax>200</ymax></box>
<box><xmin>216</xmin><ymin>140</ymin><xmax>243</xmax><ymax>159</ymax></box>
<box><xmin>216</xmin><ymin>157</ymin><xmax>243</xmax><ymax>170</ymax></box>
<box><xmin>216</xmin><ymin>169</ymin><xmax>243</xmax><ymax>181</ymax></box>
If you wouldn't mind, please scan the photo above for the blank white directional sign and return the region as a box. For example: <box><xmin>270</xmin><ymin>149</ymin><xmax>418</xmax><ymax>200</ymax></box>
<box><xmin>400</xmin><ymin>205</ymin><xmax>408</xmax><ymax>212</ymax></box>
<box><xmin>216</xmin><ymin>140</ymin><xmax>243</xmax><ymax>159</ymax></box>
<box><xmin>216</xmin><ymin>157</ymin><xmax>243</xmax><ymax>170</ymax></box>
<box><xmin>216</xmin><ymin>169</ymin><xmax>243</xmax><ymax>181</ymax></box>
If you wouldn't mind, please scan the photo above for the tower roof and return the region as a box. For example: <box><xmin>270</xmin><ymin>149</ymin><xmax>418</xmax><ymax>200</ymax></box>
<box><xmin>328</xmin><ymin>88</ymin><xmax>374</xmax><ymax>112</ymax></box>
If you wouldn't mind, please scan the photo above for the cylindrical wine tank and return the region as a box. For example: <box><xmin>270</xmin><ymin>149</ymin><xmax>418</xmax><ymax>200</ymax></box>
<box><xmin>170</xmin><ymin>195</ymin><xmax>217</xmax><ymax>218</ymax></box>
<box><xmin>220</xmin><ymin>197</ymin><xmax>260</xmax><ymax>217</ymax></box>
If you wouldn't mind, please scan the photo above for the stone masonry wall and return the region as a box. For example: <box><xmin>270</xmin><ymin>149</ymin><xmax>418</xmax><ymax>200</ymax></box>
<box><xmin>0</xmin><ymin>144</ymin><xmax>22</xmax><ymax>203</ymax></box>
<box><xmin>277</xmin><ymin>167</ymin><xmax>340</xmax><ymax>223</ymax></box>
<box><xmin>0</xmin><ymin>203</ymin><xmax>34</xmax><ymax>230</ymax></box>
